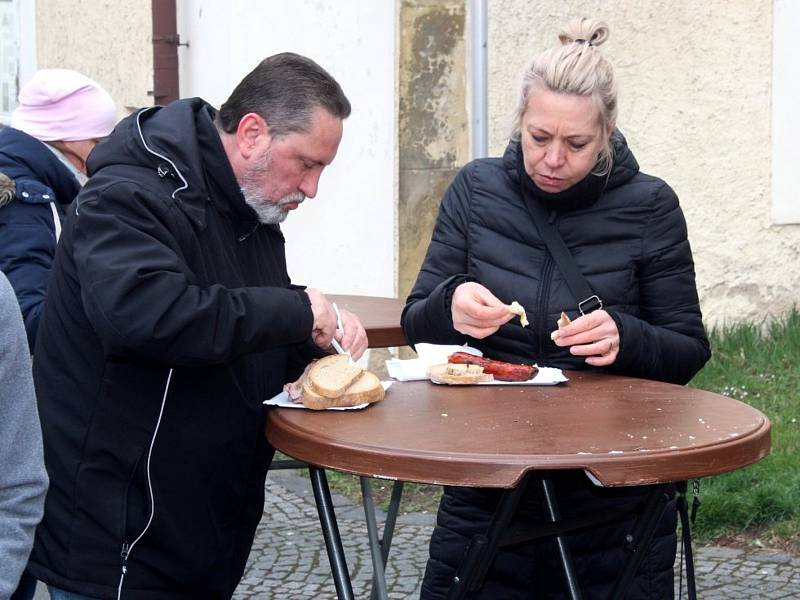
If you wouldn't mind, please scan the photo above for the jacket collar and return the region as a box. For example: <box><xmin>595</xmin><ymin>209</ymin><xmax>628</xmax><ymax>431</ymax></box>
<box><xmin>0</xmin><ymin>127</ymin><xmax>81</xmax><ymax>204</ymax></box>
<box><xmin>503</xmin><ymin>128</ymin><xmax>640</xmax><ymax>211</ymax></box>
<box><xmin>87</xmin><ymin>98</ymin><xmax>255</xmax><ymax>229</ymax></box>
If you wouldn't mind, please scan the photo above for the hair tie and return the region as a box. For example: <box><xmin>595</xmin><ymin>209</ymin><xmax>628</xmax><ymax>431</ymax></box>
<box><xmin>574</xmin><ymin>38</ymin><xmax>592</xmax><ymax>46</ymax></box>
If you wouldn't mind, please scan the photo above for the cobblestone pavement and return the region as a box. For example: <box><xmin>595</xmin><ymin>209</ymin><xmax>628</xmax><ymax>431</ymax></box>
<box><xmin>233</xmin><ymin>471</ymin><xmax>800</xmax><ymax>599</ymax></box>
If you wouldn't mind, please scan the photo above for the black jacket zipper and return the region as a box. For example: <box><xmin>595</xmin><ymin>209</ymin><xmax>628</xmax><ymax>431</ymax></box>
<box><xmin>536</xmin><ymin>254</ymin><xmax>555</xmax><ymax>360</ymax></box>
<box><xmin>535</xmin><ymin>209</ymin><xmax>560</xmax><ymax>359</ymax></box>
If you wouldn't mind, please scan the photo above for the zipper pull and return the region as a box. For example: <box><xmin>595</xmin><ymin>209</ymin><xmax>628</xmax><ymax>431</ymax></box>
<box><xmin>121</xmin><ymin>541</ymin><xmax>130</xmax><ymax>561</ymax></box>
<box><xmin>547</xmin><ymin>209</ymin><xmax>557</xmax><ymax>224</ymax></box>
<box><xmin>238</xmin><ymin>222</ymin><xmax>259</xmax><ymax>242</ymax></box>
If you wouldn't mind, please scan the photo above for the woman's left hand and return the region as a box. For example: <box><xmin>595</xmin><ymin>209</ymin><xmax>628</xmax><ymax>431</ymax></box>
<box><xmin>551</xmin><ymin>309</ymin><xmax>620</xmax><ymax>367</ymax></box>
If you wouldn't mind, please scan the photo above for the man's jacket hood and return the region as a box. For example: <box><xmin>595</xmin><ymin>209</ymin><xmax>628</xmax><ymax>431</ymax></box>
<box><xmin>87</xmin><ymin>98</ymin><xmax>218</xmax><ymax>227</ymax></box>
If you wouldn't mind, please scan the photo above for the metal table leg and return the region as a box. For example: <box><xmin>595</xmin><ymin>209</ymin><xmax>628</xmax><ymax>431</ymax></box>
<box><xmin>445</xmin><ymin>473</ymin><xmax>533</xmax><ymax>600</ymax></box>
<box><xmin>367</xmin><ymin>479</ymin><xmax>405</xmax><ymax>600</ymax></box>
<box><xmin>309</xmin><ymin>467</ymin><xmax>355</xmax><ymax>600</ymax></box>
<box><xmin>360</xmin><ymin>477</ymin><xmax>389</xmax><ymax>600</ymax></box>
<box><xmin>541</xmin><ymin>476</ymin><xmax>584</xmax><ymax>600</ymax></box>
<box><xmin>381</xmin><ymin>480</ymin><xmax>405</xmax><ymax>565</ymax></box>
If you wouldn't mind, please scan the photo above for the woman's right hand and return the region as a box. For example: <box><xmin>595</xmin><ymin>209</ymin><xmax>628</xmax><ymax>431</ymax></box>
<box><xmin>451</xmin><ymin>282</ymin><xmax>514</xmax><ymax>338</ymax></box>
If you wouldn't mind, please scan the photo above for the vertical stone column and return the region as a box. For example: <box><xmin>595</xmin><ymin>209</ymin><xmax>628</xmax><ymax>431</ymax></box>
<box><xmin>398</xmin><ymin>0</ymin><xmax>469</xmax><ymax>301</ymax></box>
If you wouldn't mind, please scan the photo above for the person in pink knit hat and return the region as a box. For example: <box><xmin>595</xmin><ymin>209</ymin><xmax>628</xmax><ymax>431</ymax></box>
<box><xmin>0</xmin><ymin>69</ymin><xmax>118</xmax><ymax>355</ymax></box>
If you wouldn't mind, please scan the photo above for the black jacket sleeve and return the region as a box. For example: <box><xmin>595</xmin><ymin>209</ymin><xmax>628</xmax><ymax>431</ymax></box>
<box><xmin>401</xmin><ymin>167</ymin><xmax>474</xmax><ymax>347</ymax></box>
<box><xmin>71</xmin><ymin>182</ymin><xmax>314</xmax><ymax>365</ymax></box>
<box><xmin>608</xmin><ymin>183</ymin><xmax>710</xmax><ymax>384</ymax></box>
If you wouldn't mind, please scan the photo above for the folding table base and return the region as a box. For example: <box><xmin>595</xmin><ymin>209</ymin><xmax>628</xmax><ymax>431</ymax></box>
<box><xmin>301</xmin><ymin>465</ymin><xmax>688</xmax><ymax>600</ymax></box>
<box><xmin>306</xmin><ymin>467</ymin><xmax>404</xmax><ymax>600</ymax></box>
<box><xmin>444</xmin><ymin>472</ymin><xmax>674</xmax><ymax>600</ymax></box>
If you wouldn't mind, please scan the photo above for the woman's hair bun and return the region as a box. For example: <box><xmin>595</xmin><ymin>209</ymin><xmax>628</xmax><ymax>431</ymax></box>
<box><xmin>558</xmin><ymin>17</ymin><xmax>610</xmax><ymax>48</ymax></box>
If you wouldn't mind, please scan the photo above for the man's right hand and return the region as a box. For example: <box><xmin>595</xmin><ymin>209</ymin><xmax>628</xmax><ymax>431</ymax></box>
<box><xmin>305</xmin><ymin>288</ymin><xmax>338</xmax><ymax>349</ymax></box>
<box><xmin>451</xmin><ymin>282</ymin><xmax>514</xmax><ymax>339</ymax></box>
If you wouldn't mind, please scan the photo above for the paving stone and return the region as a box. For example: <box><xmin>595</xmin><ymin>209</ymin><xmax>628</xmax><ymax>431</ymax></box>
<box><xmin>232</xmin><ymin>471</ymin><xmax>800</xmax><ymax>599</ymax></box>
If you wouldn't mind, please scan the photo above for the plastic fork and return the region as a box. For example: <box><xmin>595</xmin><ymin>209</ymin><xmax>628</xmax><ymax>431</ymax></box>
<box><xmin>331</xmin><ymin>302</ymin><xmax>356</xmax><ymax>364</ymax></box>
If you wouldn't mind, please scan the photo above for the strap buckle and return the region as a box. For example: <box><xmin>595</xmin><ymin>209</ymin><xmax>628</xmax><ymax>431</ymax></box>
<box><xmin>578</xmin><ymin>295</ymin><xmax>603</xmax><ymax>316</ymax></box>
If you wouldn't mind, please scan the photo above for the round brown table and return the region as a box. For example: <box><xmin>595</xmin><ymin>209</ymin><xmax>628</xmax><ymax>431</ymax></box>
<box><xmin>266</xmin><ymin>371</ymin><xmax>771</xmax><ymax>599</ymax></box>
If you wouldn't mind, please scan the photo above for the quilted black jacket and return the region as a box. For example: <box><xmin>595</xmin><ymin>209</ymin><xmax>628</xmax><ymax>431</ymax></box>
<box><xmin>402</xmin><ymin>134</ymin><xmax>710</xmax><ymax>599</ymax></box>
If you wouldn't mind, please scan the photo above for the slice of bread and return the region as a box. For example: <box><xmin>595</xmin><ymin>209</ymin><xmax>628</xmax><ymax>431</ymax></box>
<box><xmin>427</xmin><ymin>363</ymin><xmax>493</xmax><ymax>384</ymax></box>
<box><xmin>307</xmin><ymin>354</ymin><xmax>363</xmax><ymax>398</ymax></box>
<box><xmin>302</xmin><ymin>370</ymin><xmax>385</xmax><ymax>410</ymax></box>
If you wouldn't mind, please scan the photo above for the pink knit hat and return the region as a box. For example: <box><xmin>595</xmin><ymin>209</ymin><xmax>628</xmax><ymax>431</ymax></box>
<box><xmin>11</xmin><ymin>69</ymin><xmax>117</xmax><ymax>142</ymax></box>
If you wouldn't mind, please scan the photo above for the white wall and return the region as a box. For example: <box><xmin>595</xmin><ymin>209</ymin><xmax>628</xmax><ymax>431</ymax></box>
<box><xmin>487</xmin><ymin>1</ymin><xmax>800</xmax><ymax>326</ymax></box>
<box><xmin>0</xmin><ymin>0</ymin><xmax>36</xmax><ymax>124</ymax></box>
<box><xmin>177</xmin><ymin>0</ymin><xmax>398</xmax><ymax>297</ymax></box>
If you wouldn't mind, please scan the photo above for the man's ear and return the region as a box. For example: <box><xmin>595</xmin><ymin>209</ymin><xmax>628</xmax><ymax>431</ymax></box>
<box><xmin>236</xmin><ymin>112</ymin><xmax>270</xmax><ymax>160</ymax></box>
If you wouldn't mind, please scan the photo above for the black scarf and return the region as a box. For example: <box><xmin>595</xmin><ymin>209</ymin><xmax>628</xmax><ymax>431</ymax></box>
<box><xmin>515</xmin><ymin>141</ymin><xmax>606</xmax><ymax>212</ymax></box>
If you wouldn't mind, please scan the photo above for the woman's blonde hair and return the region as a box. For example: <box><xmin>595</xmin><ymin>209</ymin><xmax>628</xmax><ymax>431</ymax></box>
<box><xmin>510</xmin><ymin>18</ymin><xmax>617</xmax><ymax>176</ymax></box>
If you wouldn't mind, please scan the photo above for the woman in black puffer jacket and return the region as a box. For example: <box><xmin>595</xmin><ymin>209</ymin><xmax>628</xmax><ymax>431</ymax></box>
<box><xmin>402</xmin><ymin>17</ymin><xmax>710</xmax><ymax>600</ymax></box>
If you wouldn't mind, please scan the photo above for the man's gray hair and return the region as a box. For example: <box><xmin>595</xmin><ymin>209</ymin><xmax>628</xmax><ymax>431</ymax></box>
<box><xmin>217</xmin><ymin>52</ymin><xmax>351</xmax><ymax>138</ymax></box>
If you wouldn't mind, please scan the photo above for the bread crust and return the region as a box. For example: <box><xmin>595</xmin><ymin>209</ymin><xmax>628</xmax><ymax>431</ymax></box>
<box><xmin>301</xmin><ymin>371</ymin><xmax>385</xmax><ymax>410</ymax></box>
<box><xmin>307</xmin><ymin>354</ymin><xmax>363</xmax><ymax>398</ymax></box>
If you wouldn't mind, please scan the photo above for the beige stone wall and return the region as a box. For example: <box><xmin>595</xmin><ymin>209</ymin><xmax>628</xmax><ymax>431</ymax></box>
<box><xmin>398</xmin><ymin>0</ymin><xmax>469</xmax><ymax>301</ymax></box>
<box><xmin>35</xmin><ymin>0</ymin><xmax>153</xmax><ymax>113</ymax></box>
<box><xmin>488</xmin><ymin>0</ymin><xmax>799</xmax><ymax>326</ymax></box>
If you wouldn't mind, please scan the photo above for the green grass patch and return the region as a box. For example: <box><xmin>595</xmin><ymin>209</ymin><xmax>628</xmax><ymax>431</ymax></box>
<box><xmin>324</xmin><ymin>471</ymin><xmax>443</xmax><ymax>515</ymax></box>
<box><xmin>687</xmin><ymin>308</ymin><xmax>800</xmax><ymax>545</ymax></box>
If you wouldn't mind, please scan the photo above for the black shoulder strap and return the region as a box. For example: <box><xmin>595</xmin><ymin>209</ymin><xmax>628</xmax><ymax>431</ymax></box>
<box><xmin>676</xmin><ymin>481</ymin><xmax>698</xmax><ymax>599</ymax></box>
<box><xmin>523</xmin><ymin>197</ymin><xmax>602</xmax><ymax>315</ymax></box>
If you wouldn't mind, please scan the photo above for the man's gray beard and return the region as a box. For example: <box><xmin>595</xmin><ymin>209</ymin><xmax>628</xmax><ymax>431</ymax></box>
<box><xmin>243</xmin><ymin>194</ymin><xmax>291</xmax><ymax>224</ymax></box>
<box><xmin>240</xmin><ymin>150</ymin><xmax>305</xmax><ymax>224</ymax></box>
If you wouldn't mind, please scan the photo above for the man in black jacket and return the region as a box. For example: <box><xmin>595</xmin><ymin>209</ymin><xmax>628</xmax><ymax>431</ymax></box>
<box><xmin>28</xmin><ymin>53</ymin><xmax>367</xmax><ymax>600</ymax></box>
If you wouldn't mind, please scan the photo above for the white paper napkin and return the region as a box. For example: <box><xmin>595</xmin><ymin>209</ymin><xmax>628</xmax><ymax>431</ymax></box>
<box><xmin>385</xmin><ymin>343</ymin><xmax>483</xmax><ymax>381</ymax></box>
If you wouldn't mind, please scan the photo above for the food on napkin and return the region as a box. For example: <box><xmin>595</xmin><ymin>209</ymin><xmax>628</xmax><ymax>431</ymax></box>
<box><xmin>385</xmin><ymin>343</ymin><xmax>483</xmax><ymax>381</ymax></box>
<box><xmin>432</xmin><ymin>351</ymin><xmax>538</xmax><ymax>383</ymax></box>
<box><xmin>508</xmin><ymin>301</ymin><xmax>529</xmax><ymax>327</ymax></box>
<box><xmin>550</xmin><ymin>311</ymin><xmax>572</xmax><ymax>341</ymax></box>
<box><xmin>297</xmin><ymin>354</ymin><xmax>385</xmax><ymax>410</ymax></box>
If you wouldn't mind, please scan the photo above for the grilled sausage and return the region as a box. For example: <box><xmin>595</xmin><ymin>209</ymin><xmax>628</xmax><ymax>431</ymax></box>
<box><xmin>448</xmin><ymin>352</ymin><xmax>537</xmax><ymax>382</ymax></box>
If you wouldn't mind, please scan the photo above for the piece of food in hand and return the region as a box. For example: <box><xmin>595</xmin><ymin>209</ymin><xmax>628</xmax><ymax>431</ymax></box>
<box><xmin>550</xmin><ymin>311</ymin><xmax>572</xmax><ymax>341</ymax></box>
<box><xmin>508</xmin><ymin>301</ymin><xmax>529</xmax><ymax>327</ymax></box>
<box><xmin>427</xmin><ymin>362</ymin><xmax>494</xmax><ymax>384</ymax></box>
<box><xmin>301</xmin><ymin>354</ymin><xmax>385</xmax><ymax>410</ymax></box>
<box><xmin>447</xmin><ymin>351</ymin><xmax>538</xmax><ymax>382</ymax></box>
